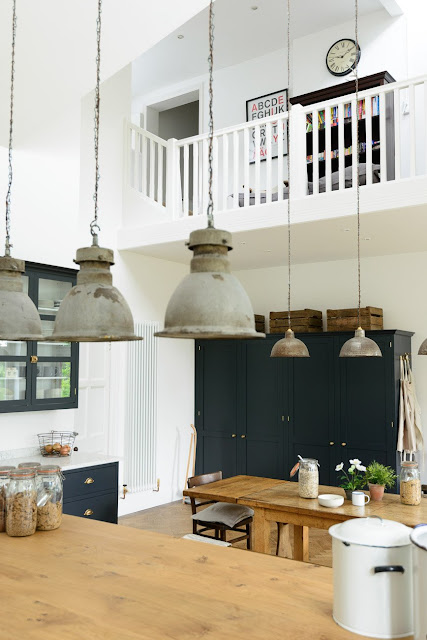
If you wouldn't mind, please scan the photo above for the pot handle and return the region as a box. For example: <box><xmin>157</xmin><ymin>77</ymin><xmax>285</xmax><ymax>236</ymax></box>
<box><xmin>374</xmin><ymin>565</ymin><xmax>405</xmax><ymax>574</ymax></box>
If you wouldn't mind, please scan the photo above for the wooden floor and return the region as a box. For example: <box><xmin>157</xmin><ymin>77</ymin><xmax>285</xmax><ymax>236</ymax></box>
<box><xmin>119</xmin><ymin>499</ymin><xmax>333</xmax><ymax>567</ymax></box>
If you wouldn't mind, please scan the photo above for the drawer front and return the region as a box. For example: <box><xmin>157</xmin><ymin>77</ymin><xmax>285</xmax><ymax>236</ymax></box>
<box><xmin>63</xmin><ymin>463</ymin><xmax>118</xmax><ymax>500</ymax></box>
<box><xmin>63</xmin><ymin>491</ymin><xmax>118</xmax><ymax>524</ymax></box>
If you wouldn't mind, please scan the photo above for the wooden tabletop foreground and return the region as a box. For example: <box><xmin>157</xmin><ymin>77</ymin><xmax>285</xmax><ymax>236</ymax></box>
<box><xmin>0</xmin><ymin>514</ymin><xmax>381</xmax><ymax>640</ymax></box>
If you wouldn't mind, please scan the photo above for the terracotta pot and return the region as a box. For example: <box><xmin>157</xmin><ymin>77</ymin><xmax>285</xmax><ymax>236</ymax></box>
<box><xmin>368</xmin><ymin>483</ymin><xmax>385</xmax><ymax>501</ymax></box>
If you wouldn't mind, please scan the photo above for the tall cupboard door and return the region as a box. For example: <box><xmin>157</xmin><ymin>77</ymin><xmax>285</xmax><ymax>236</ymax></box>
<box><xmin>195</xmin><ymin>341</ymin><xmax>241</xmax><ymax>478</ymax></box>
<box><xmin>243</xmin><ymin>338</ymin><xmax>286</xmax><ymax>479</ymax></box>
<box><xmin>288</xmin><ymin>336</ymin><xmax>336</xmax><ymax>485</ymax></box>
<box><xmin>335</xmin><ymin>334</ymin><xmax>394</xmax><ymax>476</ymax></box>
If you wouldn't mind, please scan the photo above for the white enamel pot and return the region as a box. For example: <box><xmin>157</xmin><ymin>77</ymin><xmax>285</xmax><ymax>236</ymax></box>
<box><xmin>410</xmin><ymin>524</ymin><xmax>427</xmax><ymax>640</ymax></box>
<box><xmin>329</xmin><ymin>516</ymin><xmax>413</xmax><ymax>639</ymax></box>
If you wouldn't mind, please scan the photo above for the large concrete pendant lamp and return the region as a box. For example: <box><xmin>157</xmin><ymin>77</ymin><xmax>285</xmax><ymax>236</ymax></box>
<box><xmin>0</xmin><ymin>0</ymin><xmax>43</xmax><ymax>341</ymax></box>
<box><xmin>51</xmin><ymin>0</ymin><xmax>140</xmax><ymax>342</ymax></box>
<box><xmin>339</xmin><ymin>0</ymin><xmax>381</xmax><ymax>358</ymax></box>
<box><xmin>155</xmin><ymin>1</ymin><xmax>263</xmax><ymax>340</ymax></box>
<box><xmin>271</xmin><ymin>0</ymin><xmax>309</xmax><ymax>359</ymax></box>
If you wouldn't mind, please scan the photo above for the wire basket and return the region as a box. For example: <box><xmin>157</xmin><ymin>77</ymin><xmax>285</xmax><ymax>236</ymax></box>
<box><xmin>37</xmin><ymin>431</ymin><xmax>78</xmax><ymax>457</ymax></box>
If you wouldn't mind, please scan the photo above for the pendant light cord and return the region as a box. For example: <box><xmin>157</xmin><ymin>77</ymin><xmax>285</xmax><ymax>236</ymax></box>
<box><xmin>355</xmin><ymin>0</ymin><xmax>361</xmax><ymax>327</ymax></box>
<box><xmin>287</xmin><ymin>0</ymin><xmax>291</xmax><ymax>329</ymax></box>
<box><xmin>90</xmin><ymin>0</ymin><xmax>102</xmax><ymax>246</ymax></box>
<box><xmin>207</xmin><ymin>0</ymin><xmax>215</xmax><ymax>228</ymax></box>
<box><xmin>4</xmin><ymin>0</ymin><xmax>17</xmax><ymax>258</ymax></box>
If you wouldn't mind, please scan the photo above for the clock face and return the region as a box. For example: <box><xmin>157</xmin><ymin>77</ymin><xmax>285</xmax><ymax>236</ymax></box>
<box><xmin>326</xmin><ymin>39</ymin><xmax>361</xmax><ymax>77</ymax></box>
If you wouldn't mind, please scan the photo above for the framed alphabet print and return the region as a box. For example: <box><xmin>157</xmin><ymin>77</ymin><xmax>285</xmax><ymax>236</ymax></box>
<box><xmin>246</xmin><ymin>89</ymin><xmax>288</xmax><ymax>163</ymax></box>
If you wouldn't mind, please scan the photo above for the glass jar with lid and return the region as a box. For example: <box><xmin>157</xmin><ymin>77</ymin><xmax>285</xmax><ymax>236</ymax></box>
<box><xmin>18</xmin><ymin>462</ymin><xmax>41</xmax><ymax>469</ymax></box>
<box><xmin>36</xmin><ymin>466</ymin><xmax>63</xmax><ymax>531</ymax></box>
<box><xmin>400</xmin><ymin>461</ymin><xmax>421</xmax><ymax>505</ymax></box>
<box><xmin>0</xmin><ymin>466</ymin><xmax>15</xmax><ymax>533</ymax></box>
<box><xmin>6</xmin><ymin>469</ymin><xmax>37</xmax><ymax>537</ymax></box>
<box><xmin>297</xmin><ymin>458</ymin><xmax>319</xmax><ymax>498</ymax></box>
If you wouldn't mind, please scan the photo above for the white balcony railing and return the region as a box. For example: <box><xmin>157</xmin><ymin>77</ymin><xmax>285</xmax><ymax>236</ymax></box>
<box><xmin>125</xmin><ymin>74</ymin><xmax>427</xmax><ymax>223</ymax></box>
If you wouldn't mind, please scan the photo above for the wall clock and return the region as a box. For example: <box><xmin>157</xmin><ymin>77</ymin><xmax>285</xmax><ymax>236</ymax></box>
<box><xmin>326</xmin><ymin>39</ymin><xmax>361</xmax><ymax>77</ymax></box>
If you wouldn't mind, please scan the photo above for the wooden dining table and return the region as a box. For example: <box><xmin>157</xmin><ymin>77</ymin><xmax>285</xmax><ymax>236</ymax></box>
<box><xmin>184</xmin><ymin>475</ymin><xmax>427</xmax><ymax>562</ymax></box>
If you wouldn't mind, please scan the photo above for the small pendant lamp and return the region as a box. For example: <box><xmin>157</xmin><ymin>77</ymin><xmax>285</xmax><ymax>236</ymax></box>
<box><xmin>51</xmin><ymin>0</ymin><xmax>140</xmax><ymax>342</ymax></box>
<box><xmin>271</xmin><ymin>0</ymin><xmax>309</xmax><ymax>359</ymax></box>
<box><xmin>0</xmin><ymin>0</ymin><xmax>43</xmax><ymax>342</ymax></box>
<box><xmin>339</xmin><ymin>0</ymin><xmax>381</xmax><ymax>358</ymax></box>
<box><xmin>155</xmin><ymin>1</ymin><xmax>263</xmax><ymax>340</ymax></box>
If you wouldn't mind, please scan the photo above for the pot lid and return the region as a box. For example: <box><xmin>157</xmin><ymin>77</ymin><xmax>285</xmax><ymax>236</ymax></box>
<box><xmin>329</xmin><ymin>516</ymin><xmax>412</xmax><ymax>548</ymax></box>
<box><xmin>410</xmin><ymin>524</ymin><xmax>427</xmax><ymax>551</ymax></box>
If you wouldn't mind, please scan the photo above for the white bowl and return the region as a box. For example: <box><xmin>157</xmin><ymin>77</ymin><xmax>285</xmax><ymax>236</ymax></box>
<box><xmin>318</xmin><ymin>494</ymin><xmax>344</xmax><ymax>508</ymax></box>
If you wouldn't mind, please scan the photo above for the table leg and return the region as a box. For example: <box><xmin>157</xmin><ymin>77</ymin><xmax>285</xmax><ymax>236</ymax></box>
<box><xmin>293</xmin><ymin>525</ymin><xmax>309</xmax><ymax>562</ymax></box>
<box><xmin>277</xmin><ymin>523</ymin><xmax>293</xmax><ymax>558</ymax></box>
<box><xmin>252</xmin><ymin>508</ymin><xmax>271</xmax><ymax>554</ymax></box>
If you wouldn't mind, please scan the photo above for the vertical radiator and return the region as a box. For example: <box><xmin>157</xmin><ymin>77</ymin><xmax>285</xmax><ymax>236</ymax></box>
<box><xmin>125</xmin><ymin>322</ymin><xmax>159</xmax><ymax>492</ymax></box>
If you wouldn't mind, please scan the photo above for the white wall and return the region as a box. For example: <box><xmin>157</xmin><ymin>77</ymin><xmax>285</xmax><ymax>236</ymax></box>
<box><xmin>79</xmin><ymin>66</ymin><xmax>195</xmax><ymax>514</ymax></box>
<box><xmin>236</xmin><ymin>250</ymin><xmax>427</xmax><ymax>481</ymax></box>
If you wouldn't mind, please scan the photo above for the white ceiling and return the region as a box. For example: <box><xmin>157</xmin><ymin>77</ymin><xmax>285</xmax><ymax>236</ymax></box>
<box><xmin>0</xmin><ymin>0</ymin><xmax>210</xmax><ymax>147</ymax></box>
<box><xmin>128</xmin><ymin>204</ymin><xmax>427</xmax><ymax>271</ymax></box>
<box><xmin>132</xmin><ymin>0</ymin><xmax>387</xmax><ymax>99</ymax></box>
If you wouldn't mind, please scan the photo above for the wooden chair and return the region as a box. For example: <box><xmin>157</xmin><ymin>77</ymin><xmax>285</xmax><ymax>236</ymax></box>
<box><xmin>187</xmin><ymin>471</ymin><xmax>253</xmax><ymax>549</ymax></box>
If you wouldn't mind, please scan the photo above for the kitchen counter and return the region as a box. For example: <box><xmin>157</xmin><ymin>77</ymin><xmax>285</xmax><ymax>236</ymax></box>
<box><xmin>0</xmin><ymin>514</ymin><xmax>386</xmax><ymax>640</ymax></box>
<box><xmin>0</xmin><ymin>450</ymin><xmax>120</xmax><ymax>471</ymax></box>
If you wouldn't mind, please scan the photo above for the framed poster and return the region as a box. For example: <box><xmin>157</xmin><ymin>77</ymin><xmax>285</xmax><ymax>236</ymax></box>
<box><xmin>246</xmin><ymin>89</ymin><xmax>288</xmax><ymax>163</ymax></box>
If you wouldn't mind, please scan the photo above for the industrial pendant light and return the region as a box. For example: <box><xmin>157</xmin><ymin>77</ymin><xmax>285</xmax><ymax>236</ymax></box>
<box><xmin>155</xmin><ymin>1</ymin><xmax>263</xmax><ymax>340</ymax></box>
<box><xmin>339</xmin><ymin>0</ymin><xmax>381</xmax><ymax>358</ymax></box>
<box><xmin>0</xmin><ymin>0</ymin><xmax>43</xmax><ymax>341</ymax></box>
<box><xmin>271</xmin><ymin>0</ymin><xmax>309</xmax><ymax>359</ymax></box>
<box><xmin>51</xmin><ymin>0</ymin><xmax>140</xmax><ymax>342</ymax></box>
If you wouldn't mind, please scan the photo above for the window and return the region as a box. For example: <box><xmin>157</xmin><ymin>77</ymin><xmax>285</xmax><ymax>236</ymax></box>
<box><xmin>0</xmin><ymin>262</ymin><xmax>79</xmax><ymax>413</ymax></box>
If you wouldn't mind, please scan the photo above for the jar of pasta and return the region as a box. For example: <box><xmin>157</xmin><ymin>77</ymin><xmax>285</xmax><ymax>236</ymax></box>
<box><xmin>400</xmin><ymin>461</ymin><xmax>421</xmax><ymax>506</ymax></box>
<box><xmin>36</xmin><ymin>466</ymin><xmax>63</xmax><ymax>531</ymax></box>
<box><xmin>6</xmin><ymin>469</ymin><xmax>37</xmax><ymax>537</ymax></box>
<box><xmin>290</xmin><ymin>457</ymin><xmax>319</xmax><ymax>498</ymax></box>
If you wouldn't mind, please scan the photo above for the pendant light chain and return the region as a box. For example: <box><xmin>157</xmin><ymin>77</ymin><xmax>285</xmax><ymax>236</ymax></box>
<box><xmin>286</xmin><ymin>0</ymin><xmax>291</xmax><ymax>329</ymax></box>
<box><xmin>5</xmin><ymin>0</ymin><xmax>17</xmax><ymax>258</ymax></box>
<box><xmin>355</xmin><ymin>0</ymin><xmax>361</xmax><ymax>327</ymax></box>
<box><xmin>91</xmin><ymin>0</ymin><xmax>102</xmax><ymax>246</ymax></box>
<box><xmin>207</xmin><ymin>0</ymin><xmax>215</xmax><ymax>228</ymax></box>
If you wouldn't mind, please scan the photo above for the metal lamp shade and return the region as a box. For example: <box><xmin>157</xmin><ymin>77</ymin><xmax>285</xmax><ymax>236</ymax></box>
<box><xmin>270</xmin><ymin>328</ymin><xmax>310</xmax><ymax>358</ymax></box>
<box><xmin>51</xmin><ymin>246</ymin><xmax>141</xmax><ymax>342</ymax></box>
<box><xmin>0</xmin><ymin>256</ymin><xmax>43</xmax><ymax>340</ymax></box>
<box><xmin>339</xmin><ymin>327</ymin><xmax>382</xmax><ymax>358</ymax></box>
<box><xmin>418</xmin><ymin>339</ymin><xmax>427</xmax><ymax>355</ymax></box>
<box><xmin>155</xmin><ymin>228</ymin><xmax>264</xmax><ymax>339</ymax></box>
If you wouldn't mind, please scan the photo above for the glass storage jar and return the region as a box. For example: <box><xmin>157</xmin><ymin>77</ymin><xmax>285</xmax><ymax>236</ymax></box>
<box><xmin>298</xmin><ymin>458</ymin><xmax>319</xmax><ymax>499</ymax></box>
<box><xmin>0</xmin><ymin>466</ymin><xmax>14</xmax><ymax>533</ymax></box>
<box><xmin>6</xmin><ymin>469</ymin><xmax>37</xmax><ymax>537</ymax></box>
<box><xmin>400</xmin><ymin>461</ymin><xmax>421</xmax><ymax>505</ymax></box>
<box><xmin>36</xmin><ymin>465</ymin><xmax>63</xmax><ymax>531</ymax></box>
<box><xmin>18</xmin><ymin>462</ymin><xmax>41</xmax><ymax>468</ymax></box>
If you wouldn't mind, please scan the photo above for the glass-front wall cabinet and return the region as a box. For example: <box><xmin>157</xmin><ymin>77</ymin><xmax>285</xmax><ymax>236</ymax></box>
<box><xmin>0</xmin><ymin>262</ymin><xmax>79</xmax><ymax>412</ymax></box>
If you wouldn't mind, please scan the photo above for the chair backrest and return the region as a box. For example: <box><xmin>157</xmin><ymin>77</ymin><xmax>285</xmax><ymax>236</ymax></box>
<box><xmin>188</xmin><ymin>470</ymin><xmax>222</xmax><ymax>489</ymax></box>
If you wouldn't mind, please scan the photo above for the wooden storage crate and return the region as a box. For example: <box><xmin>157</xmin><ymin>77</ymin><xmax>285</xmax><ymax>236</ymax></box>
<box><xmin>269</xmin><ymin>309</ymin><xmax>323</xmax><ymax>334</ymax></box>
<box><xmin>326</xmin><ymin>306</ymin><xmax>383</xmax><ymax>332</ymax></box>
<box><xmin>254</xmin><ymin>314</ymin><xmax>265</xmax><ymax>333</ymax></box>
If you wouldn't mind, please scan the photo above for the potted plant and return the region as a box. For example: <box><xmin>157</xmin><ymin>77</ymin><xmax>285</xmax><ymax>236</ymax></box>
<box><xmin>364</xmin><ymin>461</ymin><xmax>397</xmax><ymax>501</ymax></box>
<box><xmin>335</xmin><ymin>459</ymin><xmax>367</xmax><ymax>499</ymax></box>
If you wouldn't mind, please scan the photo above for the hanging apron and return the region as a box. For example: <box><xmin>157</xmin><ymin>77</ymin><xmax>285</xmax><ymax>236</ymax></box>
<box><xmin>397</xmin><ymin>355</ymin><xmax>424</xmax><ymax>461</ymax></box>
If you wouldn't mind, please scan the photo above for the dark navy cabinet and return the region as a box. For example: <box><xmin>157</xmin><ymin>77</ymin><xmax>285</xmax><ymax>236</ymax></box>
<box><xmin>195</xmin><ymin>330</ymin><xmax>412</xmax><ymax>488</ymax></box>
<box><xmin>63</xmin><ymin>462</ymin><xmax>118</xmax><ymax>524</ymax></box>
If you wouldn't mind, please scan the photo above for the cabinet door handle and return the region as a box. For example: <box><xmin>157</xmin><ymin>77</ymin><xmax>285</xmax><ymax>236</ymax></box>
<box><xmin>84</xmin><ymin>477</ymin><xmax>94</xmax><ymax>484</ymax></box>
<box><xmin>329</xmin><ymin>441</ymin><xmax>335</xmax><ymax>446</ymax></box>
<box><xmin>84</xmin><ymin>509</ymin><xmax>93</xmax><ymax>516</ymax></box>
<box><xmin>241</xmin><ymin>435</ymin><xmax>246</xmax><ymax>439</ymax></box>
<box><xmin>231</xmin><ymin>434</ymin><xmax>236</xmax><ymax>438</ymax></box>
<box><xmin>30</xmin><ymin>355</ymin><xmax>38</xmax><ymax>364</ymax></box>
<box><xmin>341</xmin><ymin>442</ymin><xmax>347</xmax><ymax>447</ymax></box>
